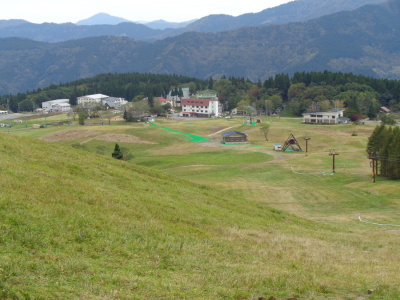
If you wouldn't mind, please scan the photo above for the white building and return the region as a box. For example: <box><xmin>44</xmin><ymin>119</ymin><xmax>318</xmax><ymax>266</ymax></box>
<box><xmin>155</xmin><ymin>97</ymin><xmax>173</xmax><ymax>105</ymax></box>
<box><xmin>180</xmin><ymin>98</ymin><xmax>222</xmax><ymax>118</ymax></box>
<box><xmin>52</xmin><ymin>103</ymin><xmax>71</xmax><ymax>112</ymax></box>
<box><xmin>195</xmin><ymin>90</ymin><xmax>218</xmax><ymax>100</ymax></box>
<box><xmin>104</xmin><ymin>97</ymin><xmax>128</xmax><ymax>109</ymax></box>
<box><xmin>42</xmin><ymin>99</ymin><xmax>71</xmax><ymax>112</ymax></box>
<box><xmin>302</xmin><ymin>109</ymin><xmax>349</xmax><ymax>124</ymax></box>
<box><xmin>77</xmin><ymin>94</ymin><xmax>127</xmax><ymax>109</ymax></box>
<box><xmin>77</xmin><ymin>94</ymin><xmax>109</xmax><ymax>106</ymax></box>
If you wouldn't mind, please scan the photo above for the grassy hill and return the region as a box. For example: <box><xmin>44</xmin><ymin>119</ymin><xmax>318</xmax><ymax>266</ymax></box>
<box><xmin>1</xmin><ymin>117</ymin><xmax>400</xmax><ymax>299</ymax></box>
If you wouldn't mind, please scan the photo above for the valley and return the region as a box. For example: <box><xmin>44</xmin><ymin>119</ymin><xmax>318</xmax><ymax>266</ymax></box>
<box><xmin>1</xmin><ymin>0</ymin><xmax>400</xmax><ymax>298</ymax></box>
<box><xmin>1</xmin><ymin>113</ymin><xmax>399</xmax><ymax>299</ymax></box>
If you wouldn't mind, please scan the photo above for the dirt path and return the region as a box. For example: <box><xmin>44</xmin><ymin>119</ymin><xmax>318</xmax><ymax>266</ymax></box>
<box><xmin>40</xmin><ymin>130</ymin><xmax>157</xmax><ymax>144</ymax></box>
<box><xmin>207</xmin><ymin>126</ymin><xmax>234</xmax><ymax>137</ymax></box>
<box><xmin>199</xmin><ymin>139</ymin><xmax>287</xmax><ymax>162</ymax></box>
<box><xmin>162</xmin><ymin>140</ymin><xmax>289</xmax><ymax>170</ymax></box>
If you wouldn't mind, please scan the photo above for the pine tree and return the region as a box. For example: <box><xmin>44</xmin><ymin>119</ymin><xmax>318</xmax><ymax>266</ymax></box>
<box><xmin>367</xmin><ymin>102</ymin><xmax>377</xmax><ymax>120</ymax></box>
<box><xmin>367</xmin><ymin>124</ymin><xmax>386</xmax><ymax>158</ymax></box>
<box><xmin>112</xmin><ymin>143</ymin><xmax>123</xmax><ymax>160</ymax></box>
<box><xmin>123</xmin><ymin>110</ymin><xmax>128</xmax><ymax>121</ymax></box>
<box><xmin>208</xmin><ymin>77</ymin><xmax>214</xmax><ymax>89</ymax></box>
<box><xmin>380</xmin><ymin>126</ymin><xmax>393</xmax><ymax>177</ymax></box>
<box><xmin>387</xmin><ymin>127</ymin><xmax>400</xmax><ymax>179</ymax></box>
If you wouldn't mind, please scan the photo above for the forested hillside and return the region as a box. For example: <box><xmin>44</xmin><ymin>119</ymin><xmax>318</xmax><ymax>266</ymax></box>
<box><xmin>1</xmin><ymin>71</ymin><xmax>399</xmax><ymax>120</ymax></box>
<box><xmin>0</xmin><ymin>1</ymin><xmax>399</xmax><ymax>95</ymax></box>
<box><xmin>0</xmin><ymin>73</ymin><xmax>207</xmax><ymax>111</ymax></box>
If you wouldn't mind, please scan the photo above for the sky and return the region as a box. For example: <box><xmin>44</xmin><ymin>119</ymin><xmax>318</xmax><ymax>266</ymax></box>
<box><xmin>0</xmin><ymin>0</ymin><xmax>293</xmax><ymax>24</ymax></box>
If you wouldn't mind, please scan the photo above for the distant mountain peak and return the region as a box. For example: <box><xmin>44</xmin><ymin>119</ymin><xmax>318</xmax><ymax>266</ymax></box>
<box><xmin>76</xmin><ymin>13</ymin><xmax>133</xmax><ymax>26</ymax></box>
<box><xmin>141</xmin><ymin>19</ymin><xmax>197</xmax><ymax>30</ymax></box>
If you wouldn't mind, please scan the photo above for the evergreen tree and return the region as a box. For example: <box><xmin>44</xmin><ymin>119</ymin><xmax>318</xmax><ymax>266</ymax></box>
<box><xmin>387</xmin><ymin>127</ymin><xmax>400</xmax><ymax>179</ymax></box>
<box><xmin>367</xmin><ymin>102</ymin><xmax>377</xmax><ymax>120</ymax></box>
<box><xmin>367</xmin><ymin>124</ymin><xmax>386</xmax><ymax>158</ymax></box>
<box><xmin>379</xmin><ymin>126</ymin><xmax>393</xmax><ymax>177</ymax></box>
<box><xmin>123</xmin><ymin>110</ymin><xmax>128</xmax><ymax>121</ymax></box>
<box><xmin>148</xmin><ymin>95</ymin><xmax>155</xmax><ymax>108</ymax></box>
<box><xmin>78</xmin><ymin>110</ymin><xmax>87</xmax><ymax>125</ymax></box>
<box><xmin>18</xmin><ymin>99</ymin><xmax>35</xmax><ymax>112</ymax></box>
<box><xmin>208</xmin><ymin>77</ymin><xmax>214</xmax><ymax>89</ymax></box>
<box><xmin>112</xmin><ymin>143</ymin><xmax>123</xmax><ymax>160</ymax></box>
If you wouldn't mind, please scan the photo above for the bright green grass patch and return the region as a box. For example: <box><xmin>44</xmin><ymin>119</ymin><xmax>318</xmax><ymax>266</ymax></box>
<box><xmin>149</xmin><ymin>122</ymin><xmax>212</xmax><ymax>142</ymax></box>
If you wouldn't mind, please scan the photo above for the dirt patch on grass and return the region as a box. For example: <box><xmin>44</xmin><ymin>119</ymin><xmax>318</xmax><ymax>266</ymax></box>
<box><xmin>41</xmin><ymin>130</ymin><xmax>157</xmax><ymax>144</ymax></box>
<box><xmin>95</xmin><ymin>133</ymin><xmax>157</xmax><ymax>144</ymax></box>
<box><xmin>40</xmin><ymin>130</ymin><xmax>100</xmax><ymax>142</ymax></box>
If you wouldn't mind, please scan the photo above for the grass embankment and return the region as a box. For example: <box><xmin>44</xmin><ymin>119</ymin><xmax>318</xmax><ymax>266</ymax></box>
<box><xmin>1</xmin><ymin>116</ymin><xmax>400</xmax><ymax>299</ymax></box>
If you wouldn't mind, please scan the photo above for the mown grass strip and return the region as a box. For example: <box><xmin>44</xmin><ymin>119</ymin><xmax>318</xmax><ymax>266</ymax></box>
<box><xmin>149</xmin><ymin>122</ymin><xmax>212</xmax><ymax>142</ymax></box>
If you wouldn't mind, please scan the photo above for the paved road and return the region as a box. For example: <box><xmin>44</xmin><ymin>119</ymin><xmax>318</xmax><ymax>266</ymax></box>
<box><xmin>0</xmin><ymin>113</ymin><xmax>35</xmax><ymax>121</ymax></box>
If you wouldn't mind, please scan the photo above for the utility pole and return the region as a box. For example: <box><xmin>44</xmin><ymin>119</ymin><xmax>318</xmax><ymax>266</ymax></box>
<box><xmin>303</xmin><ymin>134</ymin><xmax>311</xmax><ymax>156</ymax></box>
<box><xmin>368</xmin><ymin>151</ymin><xmax>379</xmax><ymax>182</ymax></box>
<box><xmin>329</xmin><ymin>149</ymin><xmax>339</xmax><ymax>173</ymax></box>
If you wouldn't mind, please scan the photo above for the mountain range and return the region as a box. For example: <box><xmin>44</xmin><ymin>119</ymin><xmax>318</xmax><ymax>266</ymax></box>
<box><xmin>75</xmin><ymin>12</ymin><xmax>195</xmax><ymax>30</ymax></box>
<box><xmin>0</xmin><ymin>0</ymin><xmax>398</xmax><ymax>95</ymax></box>
<box><xmin>0</xmin><ymin>0</ymin><xmax>388</xmax><ymax>43</ymax></box>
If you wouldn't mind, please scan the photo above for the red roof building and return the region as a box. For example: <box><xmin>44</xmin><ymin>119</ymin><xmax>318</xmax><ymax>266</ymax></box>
<box><xmin>180</xmin><ymin>98</ymin><xmax>222</xmax><ymax>118</ymax></box>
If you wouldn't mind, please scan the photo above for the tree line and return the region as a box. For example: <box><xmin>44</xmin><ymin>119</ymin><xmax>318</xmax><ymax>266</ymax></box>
<box><xmin>0</xmin><ymin>73</ymin><xmax>207</xmax><ymax>113</ymax></box>
<box><xmin>367</xmin><ymin>125</ymin><xmax>400</xmax><ymax>180</ymax></box>
<box><xmin>0</xmin><ymin>71</ymin><xmax>399</xmax><ymax>120</ymax></box>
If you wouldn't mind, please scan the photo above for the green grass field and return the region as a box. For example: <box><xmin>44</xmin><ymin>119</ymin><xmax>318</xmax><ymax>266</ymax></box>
<box><xmin>1</xmin><ymin>114</ymin><xmax>399</xmax><ymax>299</ymax></box>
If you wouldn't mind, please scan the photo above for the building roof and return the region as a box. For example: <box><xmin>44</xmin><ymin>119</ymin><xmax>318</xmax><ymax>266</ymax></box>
<box><xmin>155</xmin><ymin>97</ymin><xmax>172</xmax><ymax>102</ymax></box>
<box><xmin>222</xmin><ymin>130</ymin><xmax>248</xmax><ymax>137</ymax></box>
<box><xmin>104</xmin><ymin>97</ymin><xmax>125</xmax><ymax>102</ymax></box>
<box><xmin>380</xmin><ymin>106</ymin><xmax>391</xmax><ymax>113</ymax></box>
<box><xmin>52</xmin><ymin>103</ymin><xmax>70</xmax><ymax>107</ymax></box>
<box><xmin>43</xmin><ymin>99</ymin><xmax>70</xmax><ymax>104</ymax></box>
<box><xmin>303</xmin><ymin>109</ymin><xmax>344</xmax><ymax>115</ymax></box>
<box><xmin>83</xmin><ymin>94</ymin><xmax>109</xmax><ymax>99</ymax></box>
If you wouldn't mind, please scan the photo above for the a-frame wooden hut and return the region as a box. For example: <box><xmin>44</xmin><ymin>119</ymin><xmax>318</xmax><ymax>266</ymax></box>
<box><xmin>281</xmin><ymin>134</ymin><xmax>302</xmax><ymax>152</ymax></box>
